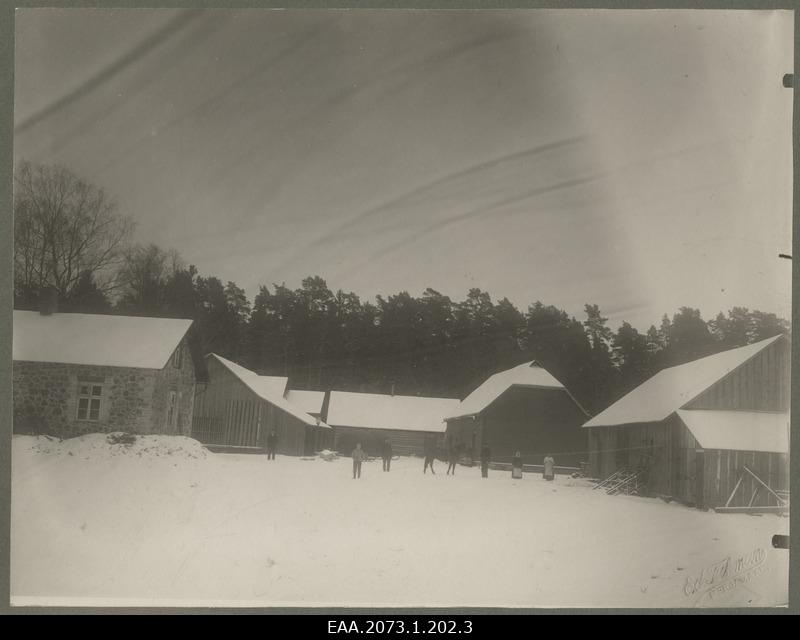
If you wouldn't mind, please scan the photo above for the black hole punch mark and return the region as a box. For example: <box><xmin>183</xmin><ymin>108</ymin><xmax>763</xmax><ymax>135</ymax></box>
<box><xmin>772</xmin><ymin>534</ymin><xmax>789</xmax><ymax>549</ymax></box>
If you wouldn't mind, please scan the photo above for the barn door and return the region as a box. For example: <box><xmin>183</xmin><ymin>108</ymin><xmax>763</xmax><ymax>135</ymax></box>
<box><xmin>304</xmin><ymin>425</ymin><xmax>314</xmax><ymax>456</ymax></box>
<box><xmin>694</xmin><ymin>449</ymin><xmax>705</xmax><ymax>509</ymax></box>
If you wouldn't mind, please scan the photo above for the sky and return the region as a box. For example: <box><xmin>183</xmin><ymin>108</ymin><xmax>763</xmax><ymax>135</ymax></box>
<box><xmin>13</xmin><ymin>8</ymin><xmax>794</xmax><ymax>331</ymax></box>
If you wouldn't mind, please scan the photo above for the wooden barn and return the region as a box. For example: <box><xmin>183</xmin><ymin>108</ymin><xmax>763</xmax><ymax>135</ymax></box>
<box><xmin>445</xmin><ymin>361</ymin><xmax>590</xmax><ymax>467</ymax></box>
<box><xmin>13</xmin><ymin>308</ymin><xmax>197</xmax><ymax>438</ymax></box>
<box><xmin>584</xmin><ymin>335</ymin><xmax>790</xmax><ymax>511</ymax></box>
<box><xmin>192</xmin><ymin>354</ymin><xmax>333</xmax><ymax>455</ymax></box>
<box><xmin>325</xmin><ymin>391</ymin><xmax>460</xmax><ymax>457</ymax></box>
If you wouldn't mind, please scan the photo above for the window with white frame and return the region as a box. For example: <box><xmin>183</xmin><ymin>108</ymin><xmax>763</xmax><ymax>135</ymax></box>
<box><xmin>77</xmin><ymin>383</ymin><xmax>103</xmax><ymax>421</ymax></box>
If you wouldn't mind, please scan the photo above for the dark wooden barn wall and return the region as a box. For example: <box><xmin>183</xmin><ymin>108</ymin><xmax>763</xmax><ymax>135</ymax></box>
<box><xmin>445</xmin><ymin>416</ymin><xmax>480</xmax><ymax>461</ymax></box>
<box><xmin>586</xmin><ymin>416</ymin><xmax>789</xmax><ymax>509</ymax></box>
<box><xmin>447</xmin><ymin>387</ymin><xmax>588</xmax><ymax>466</ymax></box>
<box><xmin>333</xmin><ymin>425</ymin><xmax>442</xmax><ymax>457</ymax></box>
<box><xmin>698</xmin><ymin>447</ymin><xmax>789</xmax><ymax>509</ymax></box>
<box><xmin>686</xmin><ymin>338</ymin><xmax>790</xmax><ymax>412</ymax></box>
<box><xmin>587</xmin><ymin>421</ymin><xmax>670</xmax><ymax>490</ymax></box>
<box><xmin>192</xmin><ymin>357</ymin><xmax>330</xmax><ymax>455</ymax></box>
<box><xmin>587</xmin><ymin>337</ymin><xmax>791</xmax><ymax>508</ymax></box>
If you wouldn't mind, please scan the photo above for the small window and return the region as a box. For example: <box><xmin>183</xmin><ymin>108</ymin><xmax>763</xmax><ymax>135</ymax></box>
<box><xmin>77</xmin><ymin>383</ymin><xmax>103</xmax><ymax>421</ymax></box>
<box><xmin>172</xmin><ymin>344</ymin><xmax>183</xmax><ymax>369</ymax></box>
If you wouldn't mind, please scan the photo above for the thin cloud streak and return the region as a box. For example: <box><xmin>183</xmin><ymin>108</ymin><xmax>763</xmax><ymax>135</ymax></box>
<box><xmin>271</xmin><ymin>135</ymin><xmax>591</xmax><ymax>274</ymax></box>
<box><xmin>335</xmin><ymin>171</ymin><xmax>608</xmax><ymax>284</ymax></box>
<box><xmin>15</xmin><ymin>9</ymin><xmax>204</xmax><ymax>135</ymax></box>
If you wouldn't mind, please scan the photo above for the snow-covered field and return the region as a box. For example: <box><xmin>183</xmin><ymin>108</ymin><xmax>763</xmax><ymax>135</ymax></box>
<box><xmin>11</xmin><ymin>434</ymin><xmax>789</xmax><ymax>608</ymax></box>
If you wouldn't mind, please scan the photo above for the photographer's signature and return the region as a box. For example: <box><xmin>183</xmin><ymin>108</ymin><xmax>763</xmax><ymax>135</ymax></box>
<box><xmin>683</xmin><ymin>548</ymin><xmax>767</xmax><ymax>605</ymax></box>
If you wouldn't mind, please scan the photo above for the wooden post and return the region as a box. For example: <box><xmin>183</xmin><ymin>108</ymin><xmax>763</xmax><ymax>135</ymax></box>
<box><xmin>743</xmin><ymin>465</ymin><xmax>786</xmax><ymax>505</ymax></box>
<box><xmin>725</xmin><ymin>474</ymin><xmax>744</xmax><ymax>508</ymax></box>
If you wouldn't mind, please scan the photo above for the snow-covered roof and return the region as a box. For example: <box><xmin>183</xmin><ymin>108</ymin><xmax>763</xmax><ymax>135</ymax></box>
<box><xmin>446</xmin><ymin>361</ymin><xmax>574</xmax><ymax>420</ymax></box>
<box><xmin>212</xmin><ymin>355</ymin><xmax>289</xmax><ymax>397</ymax></box>
<box><xmin>677</xmin><ymin>409</ymin><xmax>789</xmax><ymax>454</ymax></box>
<box><xmin>207</xmin><ymin>354</ymin><xmax>327</xmax><ymax>428</ymax></box>
<box><xmin>13</xmin><ymin>309</ymin><xmax>192</xmax><ymax>369</ymax></box>
<box><xmin>285</xmin><ymin>389</ymin><xmax>326</xmax><ymax>415</ymax></box>
<box><xmin>326</xmin><ymin>391</ymin><xmax>460</xmax><ymax>433</ymax></box>
<box><xmin>584</xmin><ymin>335</ymin><xmax>785</xmax><ymax>428</ymax></box>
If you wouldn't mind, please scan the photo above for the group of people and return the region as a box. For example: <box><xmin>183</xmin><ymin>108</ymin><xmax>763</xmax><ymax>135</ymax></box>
<box><xmin>510</xmin><ymin>450</ymin><xmax>556</xmax><ymax>481</ymax></box>
<box><xmin>351</xmin><ymin>438</ymin><xmax>557</xmax><ymax>482</ymax></box>
<box><xmin>266</xmin><ymin>428</ymin><xmax>555</xmax><ymax>482</ymax></box>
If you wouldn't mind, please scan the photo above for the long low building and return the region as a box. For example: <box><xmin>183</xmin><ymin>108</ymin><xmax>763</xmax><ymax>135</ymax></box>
<box><xmin>326</xmin><ymin>391</ymin><xmax>460</xmax><ymax>456</ymax></box>
<box><xmin>192</xmin><ymin>354</ymin><xmax>332</xmax><ymax>455</ymax></box>
<box><xmin>584</xmin><ymin>335</ymin><xmax>790</xmax><ymax>510</ymax></box>
<box><xmin>445</xmin><ymin>361</ymin><xmax>590</xmax><ymax>467</ymax></box>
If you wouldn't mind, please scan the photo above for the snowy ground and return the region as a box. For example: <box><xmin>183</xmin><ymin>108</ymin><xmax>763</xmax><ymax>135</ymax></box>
<box><xmin>11</xmin><ymin>434</ymin><xmax>789</xmax><ymax>608</ymax></box>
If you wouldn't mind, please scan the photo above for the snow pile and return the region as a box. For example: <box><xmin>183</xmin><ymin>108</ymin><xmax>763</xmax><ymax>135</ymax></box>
<box><xmin>318</xmin><ymin>449</ymin><xmax>338</xmax><ymax>461</ymax></box>
<box><xmin>18</xmin><ymin>433</ymin><xmax>209</xmax><ymax>462</ymax></box>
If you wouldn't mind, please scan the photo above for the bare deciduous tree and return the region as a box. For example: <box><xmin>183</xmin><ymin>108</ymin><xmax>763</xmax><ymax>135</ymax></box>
<box><xmin>116</xmin><ymin>243</ymin><xmax>185</xmax><ymax>313</ymax></box>
<box><xmin>13</xmin><ymin>162</ymin><xmax>135</xmax><ymax>300</ymax></box>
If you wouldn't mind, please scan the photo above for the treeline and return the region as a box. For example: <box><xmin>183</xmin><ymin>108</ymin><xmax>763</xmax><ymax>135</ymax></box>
<box><xmin>12</xmin><ymin>163</ymin><xmax>791</xmax><ymax>414</ymax></box>
<box><xmin>15</xmin><ymin>244</ymin><xmax>790</xmax><ymax>414</ymax></box>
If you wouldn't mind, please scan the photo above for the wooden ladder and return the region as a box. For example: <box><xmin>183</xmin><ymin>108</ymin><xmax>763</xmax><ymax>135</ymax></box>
<box><xmin>594</xmin><ymin>467</ymin><xmax>644</xmax><ymax>496</ymax></box>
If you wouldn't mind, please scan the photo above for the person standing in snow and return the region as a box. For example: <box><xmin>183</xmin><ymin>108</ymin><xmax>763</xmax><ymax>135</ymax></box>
<box><xmin>480</xmin><ymin>442</ymin><xmax>491</xmax><ymax>478</ymax></box>
<box><xmin>511</xmin><ymin>451</ymin><xmax>523</xmax><ymax>479</ymax></box>
<box><xmin>543</xmin><ymin>454</ymin><xmax>555</xmax><ymax>481</ymax></box>
<box><xmin>446</xmin><ymin>439</ymin><xmax>459</xmax><ymax>475</ymax></box>
<box><xmin>382</xmin><ymin>438</ymin><xmax>393</xmax><ymax>472</ymax></box>
<box><xmin>423</xmin><ymin>437</ymin><xmax>436</xmax><ymax>475</ymax></box>
<box><xmin>266</xmin><ymin>429</ymin><xmax>278</xmax><ymax>460</ymax></box>
<box><xmin>352</xmin><ymin>442</ymin><xmax>366</xmax><ymax>479</ymax></box>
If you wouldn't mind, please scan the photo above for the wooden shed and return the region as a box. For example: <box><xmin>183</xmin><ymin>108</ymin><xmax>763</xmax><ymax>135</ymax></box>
<box><xmin>192</xmin><ymin>354</ymin><xmax>333</xmax><ymax>455</ymax></box>
<box><xmin>445</xmin><ymin>361</ymin><xmax>590</xmax><ymax>467</ymax></box>
<box><xmin>325</xmin><ymin>391</ymin><xmax>460</xmax><ymax>457</ymax></box>
<box><xmin>584</xmin><ymin>335</ymin><xmax>790</xmax><ymax>510</ymax></box>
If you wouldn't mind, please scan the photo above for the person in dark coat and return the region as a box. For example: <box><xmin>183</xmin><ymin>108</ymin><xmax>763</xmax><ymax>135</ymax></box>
<box><xmin>352</xmin><ymin>443</ymin><xmax>367</xmax><ymax>479</ymax></box>
<box><xmin>480</xmin><ymin>442</ymin><xmax>491</xmax><ymax>478</ymax></box>
<box><xmin>512</xmin><ymin>451</ymin><xmax>523</xmax><ymax>479</ymax></box>
<box><xmin>543</xmin><ymin>454</ymin><xmax>555</xmax><ymax>481</ymax></box>
<box><xmin>266</xmin><ymin>429</ymin><xmax>278</xmax><ymax>460</ymax></box>
<box><xmin>423</xmin><ymin>437</ymin><xmax>436</xmax><ymax>475</ymax></box>
<box><xmin>446</xmin><ymin>440</ymin><xmax>459</xmax><ymax>475</ymax></box>
<box><xmin>382</xmin><ymin>439</ymin><xmax>393</xmax><ymax>472</ymax></box>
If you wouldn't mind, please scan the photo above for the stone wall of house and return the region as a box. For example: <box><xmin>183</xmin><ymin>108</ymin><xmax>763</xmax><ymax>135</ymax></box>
<box><xmin>12</xmin><ymin>361</ymin><xmax>158</xmax><ymax>437</ymax></box>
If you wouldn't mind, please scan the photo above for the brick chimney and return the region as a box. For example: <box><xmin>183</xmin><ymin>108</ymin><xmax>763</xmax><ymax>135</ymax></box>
<box><xmin>38</xmin><ymin>286</ymin><xmax>59</xmax><ymax>316</ymax></box>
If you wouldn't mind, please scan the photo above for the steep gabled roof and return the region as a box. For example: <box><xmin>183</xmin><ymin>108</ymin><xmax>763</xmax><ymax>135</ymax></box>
<box><xmin>446</xmin><ymin>361</ymin><xmax>580</xmax><ymax>420</ymax></box>
<box><xmin>207</xmin><ymin>354</ymin><xmax>326</xmax><ymax>428</ymax></box>
<box><xmin>285</xmin><ymin>389</ymin><xmax>326</xmax><ymax>416</ymax></box>
<box><xmin>210</xmin><ymin>354</ymin><xmax>288</xmax><ymax>397</ymax></box>
<box><xmin>583</xmin><ymin>335</ymin><xmax>785</xmax><ymax>428</ymax></box>
<box><xmin>13</xmin><ymin>310</ymin><xmax>192</xmax><ymax>370</ymax></box>
<box><xmin>326</xmin><ymin>391</ymin><xmax>460</xmax><ymax>433</ymax></box>
<box><xmin>677</xmin><ymin>409</ymin><xmax>789</xmax><ymax>454</ymax></box>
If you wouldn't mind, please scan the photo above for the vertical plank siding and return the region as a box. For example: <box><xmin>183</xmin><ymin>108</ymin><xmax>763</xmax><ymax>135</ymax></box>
<box><xmin>587</xmin><ymin>337</ymin><xmax>789</xmax><ymax>509</ymax></box>
<box><xmin>192</xmin><ymin>357</ymin><xmax>324</xmax><ymax>455</ymax></box>
<box><xmin>686</xmin><ymin>338</ymin><xmax>790</xmax><ymax>412</ymax></box>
